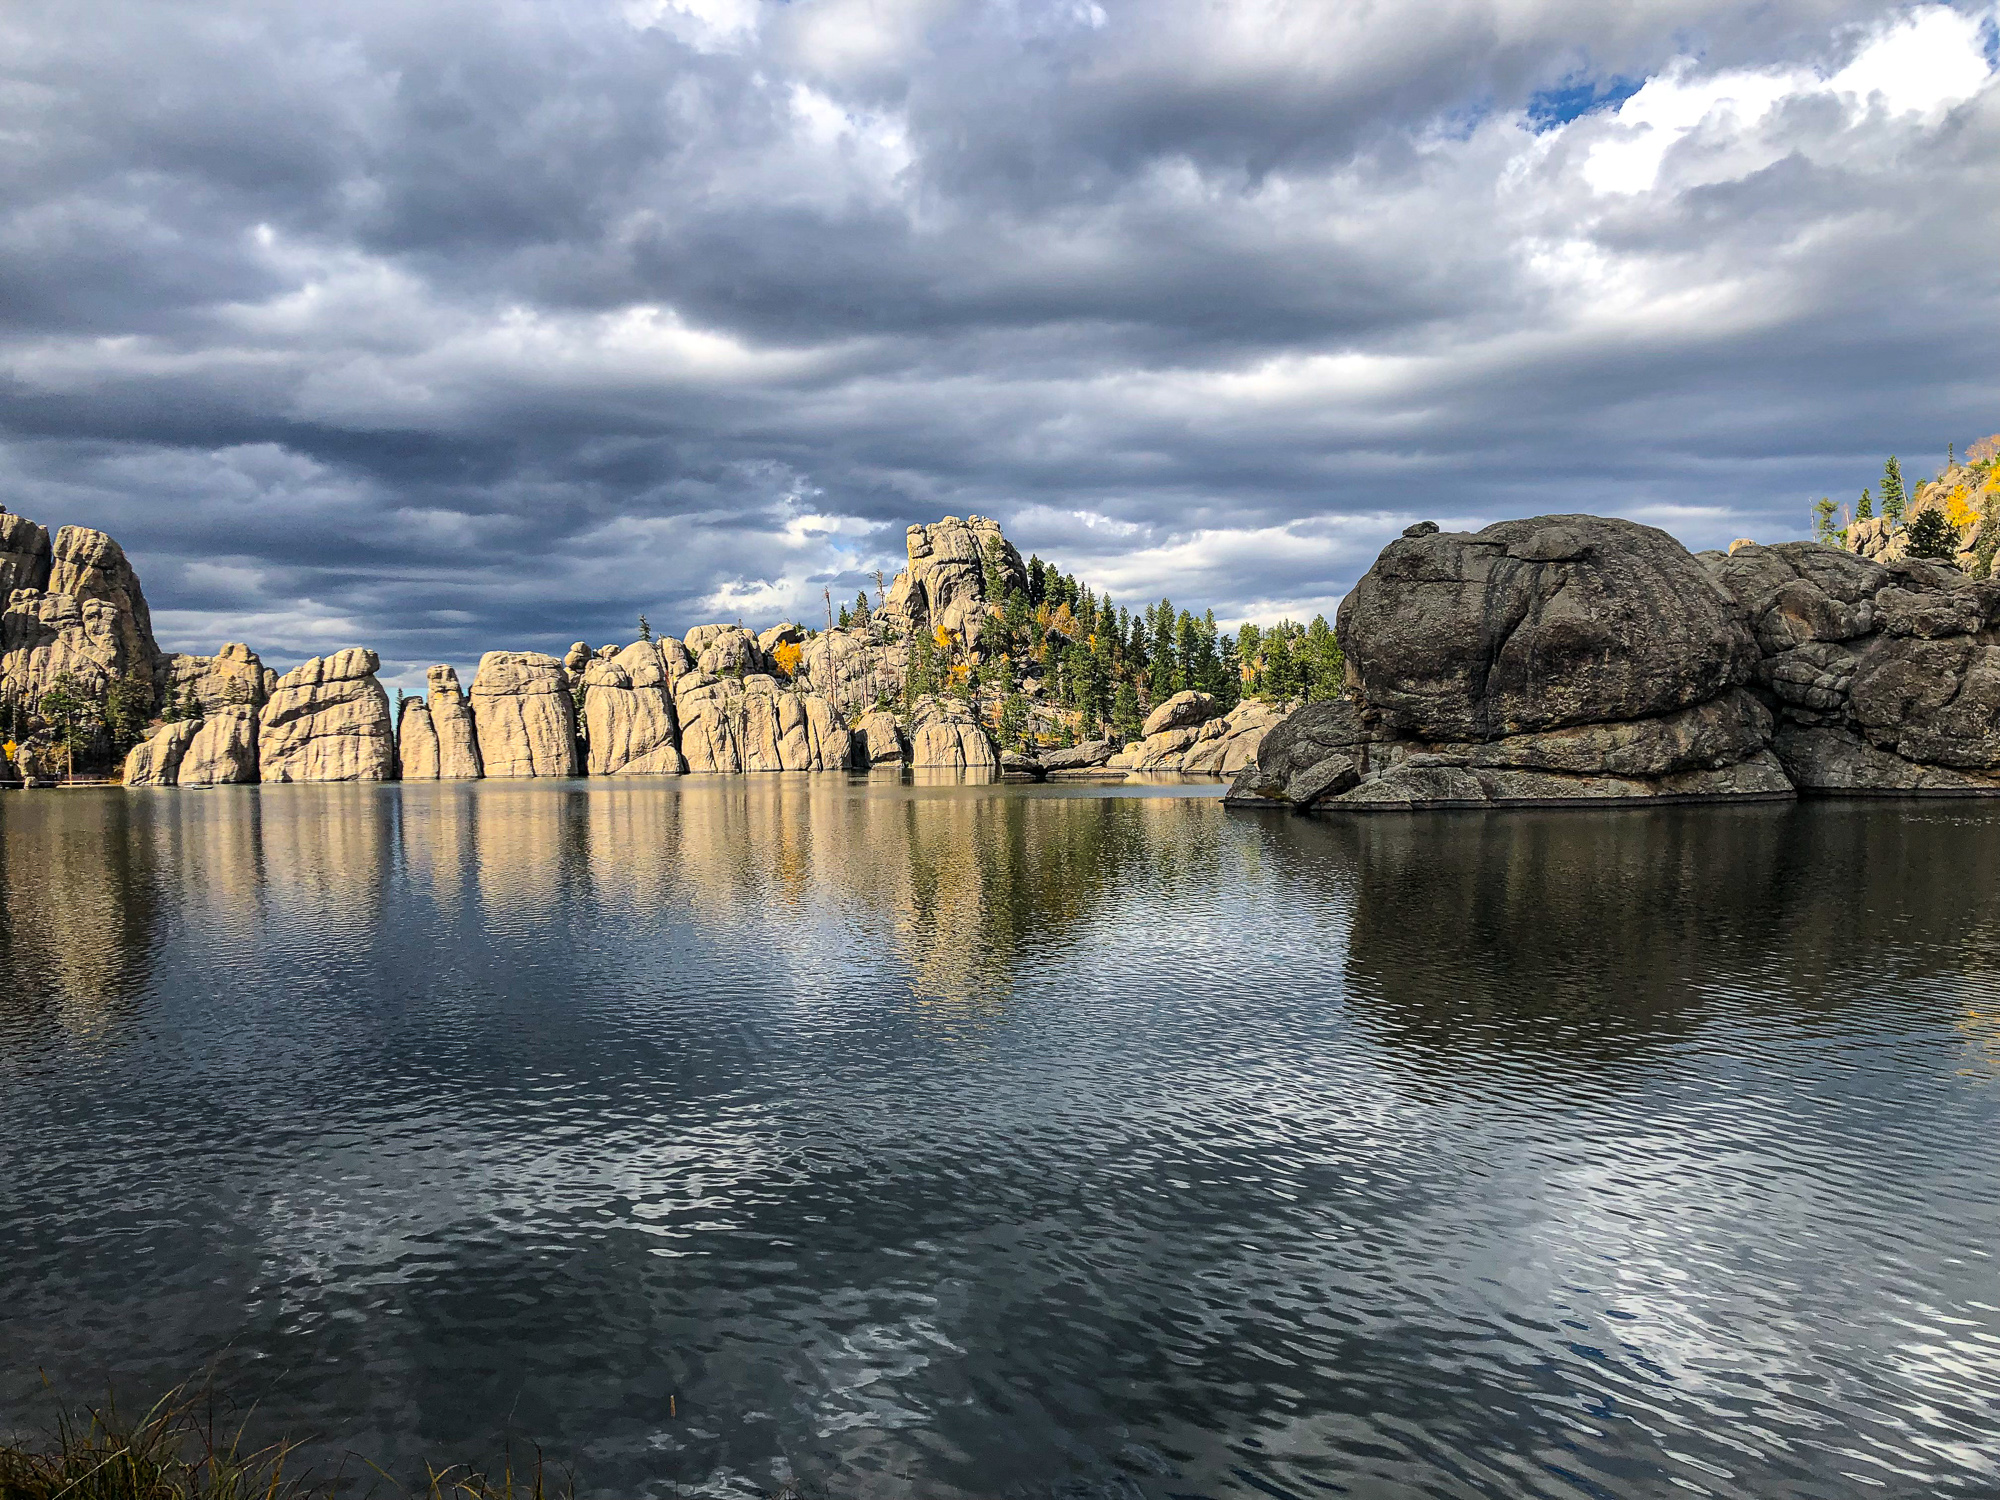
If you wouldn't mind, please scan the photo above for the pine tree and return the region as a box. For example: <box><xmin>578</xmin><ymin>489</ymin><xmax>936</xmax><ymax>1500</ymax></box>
<box><xmin>1882</xmin><ymin>458</ymin><xmax>1906</xmax><ymax>523</ymax></box>
<box><xmin>1855</xmin><ymin>487</ymin><xmax>1872</xmax><ymax>521</ymax></box>
<box><xmin>1303</xmin><ymin>615</ymin><xmax>1343</xmax><ymax>701</ymax></box>
<box><xmin>1905</xmin><ymin>507</ymin><xmax>1958</xmax><ymax>560</ymax></box>
<box><xmin>999</xmin><ymin>691</ymin><xmax>1028</xmax><ymax>748</ymax></box>
<box><xmin>637</xmin><ymin>613</ymin><xmax>652</xmax><ymax>641</ymax></box>
<box><xmin>1111</xmin><ymin>680</ymin><xmax>1142</xmax><ymax>744</ymax></box>
<box><xmin>1812</xmin><ymin>497</ymin><xmax>1839</xmax><ymax>543</ymax></box>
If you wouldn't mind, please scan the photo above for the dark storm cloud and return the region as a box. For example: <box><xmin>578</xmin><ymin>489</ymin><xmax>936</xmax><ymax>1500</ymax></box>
<box><xmin>2</xmin><ymin>0</ymin><xmax>1997</xmax><ymax>690</ymax></box>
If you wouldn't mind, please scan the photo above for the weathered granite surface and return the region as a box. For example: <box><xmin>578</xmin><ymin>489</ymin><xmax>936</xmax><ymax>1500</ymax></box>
<box><xmin>258</xmin><ymin>648</ymin><xmax>397</xmax><ymax>783</ymax></box>
<box><xmin>1230</xmin><ymin>514</ymin><xmax>2000</xmax><ymax>812</ymax></box>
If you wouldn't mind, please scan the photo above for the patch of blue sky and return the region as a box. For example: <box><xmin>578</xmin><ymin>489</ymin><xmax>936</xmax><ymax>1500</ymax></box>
<box><xmin>1526</xmin><ymin>73</ymin><xmax>1643</xmax><ymax>131</ymax></box>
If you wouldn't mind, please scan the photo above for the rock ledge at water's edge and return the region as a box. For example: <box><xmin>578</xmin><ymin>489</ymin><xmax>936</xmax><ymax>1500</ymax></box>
<box><xmin>1227</xmin><ymin>514</ymin><xmax>2000</xmax><ymax>812</ymax></box>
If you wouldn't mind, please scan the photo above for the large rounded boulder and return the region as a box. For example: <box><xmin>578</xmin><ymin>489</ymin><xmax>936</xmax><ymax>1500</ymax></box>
<box><xmin>1337</xmin><ymin>515</ymin><xmax>1757</xmax><ymax>740</ymax></box>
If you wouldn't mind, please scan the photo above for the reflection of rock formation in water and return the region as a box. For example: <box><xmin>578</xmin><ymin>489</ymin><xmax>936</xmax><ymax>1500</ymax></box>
<box><xmin>569</xmin><ymin>778</ymin><xmax>1226</xmax><ymax>1010</ymax></box>
<box><xmin>0</xmin><ymin>791</ymin><xmax>160</xmax><ymax>1045</ymax></box>
<box><xmin>1332</xmin><ymin>799</ymin><xmax>2000</xmax><ymax>1059</ymax></box>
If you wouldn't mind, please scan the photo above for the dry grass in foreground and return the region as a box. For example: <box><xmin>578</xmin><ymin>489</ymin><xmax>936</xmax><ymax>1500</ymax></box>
<box><xmin>0</xmin><ymin>1383</ymin><xmax>564</xmax><ymax>1500</ymax></box>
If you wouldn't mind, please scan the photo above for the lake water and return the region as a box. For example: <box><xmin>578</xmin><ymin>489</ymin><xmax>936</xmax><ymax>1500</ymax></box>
<box><xmin>2</xmin><ymin>780</ymin><xmax>1998</xmax><ymax>1499</ymax></box>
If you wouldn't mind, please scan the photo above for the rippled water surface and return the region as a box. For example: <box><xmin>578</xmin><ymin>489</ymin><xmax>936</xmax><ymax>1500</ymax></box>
<box><xmin>3</xmin><ymin>779</ymin><xmax>1999</xmax><ymax>1498</ymax></box>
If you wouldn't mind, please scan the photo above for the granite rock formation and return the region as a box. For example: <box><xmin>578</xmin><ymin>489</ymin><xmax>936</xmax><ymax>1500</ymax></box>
<box><xmin>581</xmin><ymin>641</ymin><xmax>685</xmax><ymax>775</ymax></box>
<box><xmin>397</xmin><ymin>694</ymin><xmax>441</xmax><ymax>779</ymax></box>
<box><xmin>1233</xmin><ymin>514</ymin><xmax>2000</xmax><ymax>812</ymax></box>
<box><xmin>851</xmin><ymin>708</ymin><xmax>907</xmax><ymax>767</ymax></box>
<box><xmin>0</xmin><ymin>508</ymin><xmax>52</xmax><ymax>596</ymax></box>
<box><xmin>258</xmin><ymin>649</ymin><xmax>397</xmax><ymax>783</ymax></box>
<box><xmin>2</xmin><ymin>522</ymin><xmax>166</xmax><ymax>726</ymax></box>
<box><xmin>1703</xmin><ymin>541</ymin><xmax>2000</xmax><ymax>793</ymax></box>
<box><xmin>178</xmin><ymin>706</ymin><xmax>261</xmax><ymax>785</ymax></box>
<box><xmin>123</xmin><ymin>720</ymin><xmax>201</xmax><ymax>787</ymax></box>
<box><xmin>470</xmin><ymin>652</ymin><xmax>579</xmax><ymax>778</ymax></box>
<box><xmin>907</xmin><ymin>695</ymin><xmax>999</xmax><ymax>772</ymax></box>
<box><xmin>166</xmin><ymin>643</ymin><xmax>271</xmax><ymax>712</ymax></box>
<box><xmin>1120</xmin><ymin>698</ymin><xmax>1288</xmax><ymax>774</ymax></box>
<box><xmin>881</xmin><ymin>516</ymin><xmax>1026</xmax><ymax>642</ymax></box>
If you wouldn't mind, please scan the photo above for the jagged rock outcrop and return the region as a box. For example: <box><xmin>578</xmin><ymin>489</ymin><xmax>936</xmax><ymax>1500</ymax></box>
<box><xmin>1230</xmin><ymin>516</ymin><xmax>1791</xmax><ymax>811</ymax></box>
<box><xmin>2</xmin><ymin>592</ymin><xmax>144</xmax><ymax>708</ymax></box>
<box><xmin>122</xmin><ymin>720</ymin><xmax>201</xmax><ymax>787</ymax></box>
<box><xmin>684</xmin><ymin>625</ymin><xmax>766</xmax><ymax>678</ymax></box>
<box><xmin>851</xmin><ymin>708</ymin><xmax>906</xmax><ymax>766</ymax></box>
<box><xmin>258</xmin><ymin>648</ymin><xmax>397</xmax><ymax>782</ymax></box>
<box><xmin>47</xmin><ymin>527</ymin><xmax>163</xmax><ymax>687</ymax></box>
<box><xmin>0</xmin><ymin>508</ymin><xmax>52</xmax><ymax>596</ymax></box>
<box><xmin>470</xmin><ymin>652</ymin><xmax>579</xmax><ymax>778</ymax></box>
<box><xmin>582</xmin><ymin>641</ymin><xmax>686</xmax><ymax>775</ymax></box>
<box><xmin>881</xmin><ymin>516</ymin><xmax>1026</xmax><ymax>642</ymax></box>
<box><xmin>178</xmin><ymin>706</ymin><xmax>260</xmax><ymax>785</ymax></box>
<box><xmin>165</xmin><ymin>643</ymin><xmax>270</xmax><ymax>712</ymax></box>
<box><xmin>801</xmin><ymin>628</ymin><xmax>908</xmax><ymax>715</ymax></box>
<box><xmin>1704</xmin><ymin>542</ymin><xmax>2000</xmax><ymax>793</ymax></box>
<box><xmin>907</xmin><ymin>695</ymin><xmax>999</xmax><ymax>772</ymax></box>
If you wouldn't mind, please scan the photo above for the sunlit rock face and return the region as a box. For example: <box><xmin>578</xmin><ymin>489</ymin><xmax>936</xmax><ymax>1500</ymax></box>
<box><xmin>907</xmin><ymin>694</ymin><xmax>998</xmax><ymax>773</ymax></box>
<box><xmin>880</xmin><ymin>516</ymin><xmax>1026</xmax><ymax>645</ymax></box>
<box><xmin>469</xmin><ymin>651</ymin><xmax>579</xmax><ymax>779</ymax></box>
<box><xmin>165</xmin><ymin>643</ymin><xmax>271</xmax><ymax>714</ymax></box>
<box><xmin>581</xmin><ymin>642</ymin><xmax>685</xmax><ymax>776</ymax></box>
<box><xmin>258</xmin><ymin>648</ymin><xmax>398</xmax><ymax>783</ymax></box>
<box><xmin>0</xmin><ymin>509</ymin><xmax>52</xmax><ymax>596</ymax></box>
<box><xmin>2</xmin><ymin>519</ymin><xmax>166</xmax><ymax>728</ymax></box>
<box><xmin>178</xmin><ymin>706</ymin><xmax>260</xmax><ymax>785</ymax></box>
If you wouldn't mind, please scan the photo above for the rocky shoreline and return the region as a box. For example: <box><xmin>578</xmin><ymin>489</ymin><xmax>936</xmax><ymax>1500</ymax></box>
<box><xmin>1227</xmin><ymin>514</ymin><xmax>2000</xmax><ymax>812</ymax></box>
<box><xmin>1</xmin><ymin>509</ymin><xmax>1288</xmax><ymax>788</ymax></box>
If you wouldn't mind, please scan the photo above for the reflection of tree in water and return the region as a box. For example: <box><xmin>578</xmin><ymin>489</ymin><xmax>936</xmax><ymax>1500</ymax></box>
<box><xmin>1328</xmin><ymin>800</ymin><xmax>2000</xmax><ymax>1064</ymax></box>
<box><xmin>0</xmin><ymin>790</ymin><xmax>161</xmax><ymax>1051</ymax></box>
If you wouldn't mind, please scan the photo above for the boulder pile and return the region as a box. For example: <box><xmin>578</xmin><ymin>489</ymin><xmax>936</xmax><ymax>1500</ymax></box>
<box><xmin>1229</xmin><ymin>514</ymin><xmax>2000</xmax><ymax>812</ymax></box>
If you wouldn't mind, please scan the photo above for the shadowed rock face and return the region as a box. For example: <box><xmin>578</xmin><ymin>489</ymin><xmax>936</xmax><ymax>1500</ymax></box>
<box><xmin>1337</xmin><ymin>515</ymin><xmax>1758</xmax><ymax>741</ymax></box>
<box><xmin>1238</xmin><ymin>517</ymin><xmax>2000</xmax><ymax>813</ymax></box>
<box><xmin>1704</xmin><ymin>542</ymin><xmax>2000</xmax><ymax>792</ymax></box>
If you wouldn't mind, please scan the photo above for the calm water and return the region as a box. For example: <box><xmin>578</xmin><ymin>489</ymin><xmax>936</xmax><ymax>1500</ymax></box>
<box><xmin>3</xmin><ymin>780</ymin><xmax>1998</xmax><ymax>1499</ymax></box>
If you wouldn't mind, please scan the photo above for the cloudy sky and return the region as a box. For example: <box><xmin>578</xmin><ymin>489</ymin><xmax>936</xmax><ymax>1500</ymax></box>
<box><xmin>3</xmin><ymin>0</ymin><xmax>1997</xmax><ymax>687</ymax></box>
